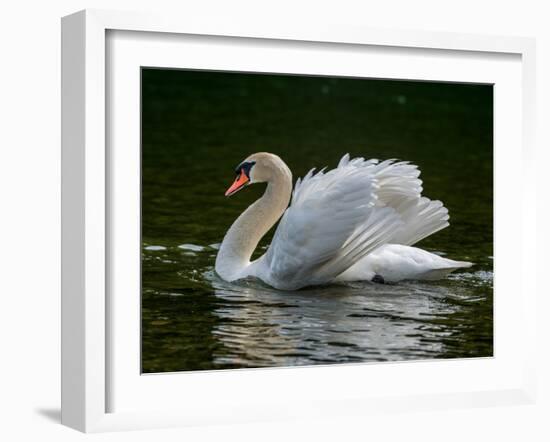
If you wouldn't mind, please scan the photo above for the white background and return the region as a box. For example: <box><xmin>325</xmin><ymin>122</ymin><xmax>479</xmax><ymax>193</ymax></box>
<box><xmin>0</xmin><ymin>1</ymin><xmax>548</xmax><ymax>441</ymax></box>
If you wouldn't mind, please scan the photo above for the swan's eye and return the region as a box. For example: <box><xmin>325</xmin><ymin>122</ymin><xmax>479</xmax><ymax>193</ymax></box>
<box><xmin>235</xmin><ymin>161</ymin><xmax>256</xmax><ymax>179</ymax></box>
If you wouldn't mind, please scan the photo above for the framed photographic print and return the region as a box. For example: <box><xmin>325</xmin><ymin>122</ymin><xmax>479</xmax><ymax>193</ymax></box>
<box><xmin>61</xmin><ymin>9</ymin><xmax>537</xmax><ymax>432</ymax></box>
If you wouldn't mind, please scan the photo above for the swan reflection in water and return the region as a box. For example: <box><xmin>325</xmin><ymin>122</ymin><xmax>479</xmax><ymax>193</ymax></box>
<box><xmin>205</xmin><ymin>270</ymin><xmax>489</xmax><ymax>368</ymax></box>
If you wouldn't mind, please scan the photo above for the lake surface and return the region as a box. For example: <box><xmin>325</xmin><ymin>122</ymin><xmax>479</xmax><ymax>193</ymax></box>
<box><xmin>141</xmin><ymin>69</ymin><xmax>493</xmax><ymax>373</ymax></box>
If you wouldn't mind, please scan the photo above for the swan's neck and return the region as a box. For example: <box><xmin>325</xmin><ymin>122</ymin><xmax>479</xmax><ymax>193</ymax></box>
<box><xmin>216</xmin><ymin>165</ymin><xmax>292</xmax><ymax>281</ymax></box>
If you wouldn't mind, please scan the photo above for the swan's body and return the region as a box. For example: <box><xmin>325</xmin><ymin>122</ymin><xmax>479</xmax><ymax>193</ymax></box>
<box><xmin>216</xmin><ymin>153</ymin><xmax>471</xmax><ymax>290</ymax></box>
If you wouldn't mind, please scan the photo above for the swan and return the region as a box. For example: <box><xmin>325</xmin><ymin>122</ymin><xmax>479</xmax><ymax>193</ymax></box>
<box><xmin>215</xmin><ymin>152</ymin><xmax>472</xmax><ymax>290</ymax></box>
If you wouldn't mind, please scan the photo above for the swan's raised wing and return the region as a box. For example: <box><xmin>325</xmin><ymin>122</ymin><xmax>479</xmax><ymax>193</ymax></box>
<box><xmin>368</xmin><ymin>158</ymin><xmax>450</xmax><ymax>246</ymax></box>
<box><xmin>261</xmin><ymin>155</ymin><xmax>404</xmax><ymax>289</ymax></box>
<box><xmin>261</xmin><ymin>154</ymin><xmax>451</xmax><ymax>290</ymax></box>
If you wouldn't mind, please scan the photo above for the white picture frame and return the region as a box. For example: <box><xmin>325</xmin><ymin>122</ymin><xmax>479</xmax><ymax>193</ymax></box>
<box><xmin>61</xmin><ymin>9</ymin><xmax>537</xmax><ymax>433</ymax></box>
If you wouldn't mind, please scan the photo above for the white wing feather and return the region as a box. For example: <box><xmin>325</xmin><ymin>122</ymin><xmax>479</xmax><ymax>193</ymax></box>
<box><xmin>367</xmin><ymin>158</ymin><xmax>450</xmax><ymax>246</ymax></box>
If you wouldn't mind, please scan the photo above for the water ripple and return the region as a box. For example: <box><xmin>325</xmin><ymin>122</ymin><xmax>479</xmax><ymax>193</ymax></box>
<box><xmin>141</xmin><ymin>246</ymin><xmax>493</xmax><ymax>372</ymax></box>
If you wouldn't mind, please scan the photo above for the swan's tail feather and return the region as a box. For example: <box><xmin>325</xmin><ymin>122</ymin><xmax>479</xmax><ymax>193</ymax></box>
<box><xmin>419</xmin><ymin>260</ymin><xmax>473</xmax><ymax>280</ymax></box>
<box><xmin>453</xmin><ymin>261</ymin><xmax>473</xmax><ymax>268</ymax></box>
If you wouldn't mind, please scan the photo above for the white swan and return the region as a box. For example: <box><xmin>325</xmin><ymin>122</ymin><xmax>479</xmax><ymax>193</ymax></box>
<box><xmin>215</xmin><ymin>152</ymin><xmax>472</xmax><ymax>290</ymax></box>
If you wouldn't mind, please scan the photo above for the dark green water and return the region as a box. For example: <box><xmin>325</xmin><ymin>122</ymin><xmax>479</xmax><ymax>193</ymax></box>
<box><xmin>141</xmin><ymin>69</ymin><xmax>493</xmax><ymax>373</ymax></box>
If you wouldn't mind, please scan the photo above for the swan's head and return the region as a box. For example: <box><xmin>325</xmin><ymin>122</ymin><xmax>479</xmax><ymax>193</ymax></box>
<box><xmin>224</xmin><ymin>152</ymin><xmax>289</xmax><ymax>197</ymax></box>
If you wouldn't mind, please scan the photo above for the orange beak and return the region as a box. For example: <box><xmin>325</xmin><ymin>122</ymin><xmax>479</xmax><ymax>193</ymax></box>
<box><xmin>225</xmin><ymin>170</ymin><xmax>250</xmax><ymax>196</ymax></box>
